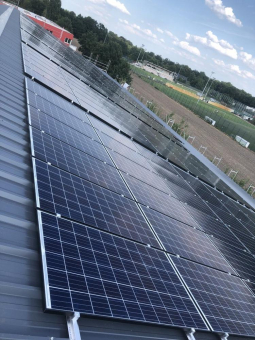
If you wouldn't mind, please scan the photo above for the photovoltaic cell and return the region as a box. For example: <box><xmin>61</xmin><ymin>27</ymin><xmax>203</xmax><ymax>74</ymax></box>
<box><xmin>108</xmin><ymin>148</ymin><xmax>154</xmax><ymax>171</ymax></box>
<box><xmin>28</xmin><ymin>102</ymin><xmax>99</xmax><ymax>141</ymax></box>
<box><xmin>184</xmin><ymin>208</ymin><xmax>244</xmax><ymax>249</ymax></box>
<box><xmin>38</xmin><ymin>211</ymin><xmax>207</xmax><ymax>329</ymax></box>
<box><xmin>122</xmin><ymin>174</ymin><xmax>200</xmax><ymax>228</ymax></box>
<box><xmin>98</xmin><ymin>132</ymin><xmax>141</xmax><ymax>157</ymax></box>
<box><xmin>26</xmin><ymin>77</ymin><xmax>78</xmax><ymax>113</ymax></box>
<box><xmin>141</xmin><ymin>207</ymin><xmax>235</xmax><ymax>274</ymax></box>
<box><xmin>109</xmin><ymin>151</ymin><xmax>176</xmax><ymax>196</ymax></box>
<box><xmin>30</xmin><ymin>122</ymin><xmax>111</xmax><ymax>164</ymax></box>
<box><xmin>30</xmin><ymin>127</ymin><xmax>131</xmax><ymax>198</ymax></box>
<box><xmin>28</xmin><ymin>107</ymin><xmax>114</xmax><ymax>163</ymax></box>
<box><xmin>172</xmin><ymin>256</ymin><xmax>255</xmax><ymax>336</ymax></box>
<box><xmin>89</xmin><ymin>116</ymin><xmax>139</xmax><ymax>152</ymax></box>
<box><xmin>33</xmin><ymin>159</ymin><xmax>159</xmax><ymax>247</ymax></box>
<box><xmin>26</xmin><ymin>88</ymin><xmax>91</xmax><ymax>125</ymax></box>
<box><xmin>210</xmin><ymin>237</ymin><xmax>255</xmax><ymax>283</ymax></box>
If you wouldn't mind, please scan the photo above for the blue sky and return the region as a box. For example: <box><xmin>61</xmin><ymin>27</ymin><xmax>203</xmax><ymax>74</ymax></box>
<box><xmin>62</xmin><ymin>0</ymin><xmax>255</xmax><ymax>96</ymax></box>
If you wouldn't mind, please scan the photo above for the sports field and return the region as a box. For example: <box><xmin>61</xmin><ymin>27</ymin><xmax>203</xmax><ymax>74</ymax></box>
<box><xmin>131</xmin><ymin>72</ymin><xmax>255</xmax><ymax>189</ymax></box>
<box><xmin>131</xmin><ymin>66</ymin><xmax>255</xmax><ymax>145</ymax></box>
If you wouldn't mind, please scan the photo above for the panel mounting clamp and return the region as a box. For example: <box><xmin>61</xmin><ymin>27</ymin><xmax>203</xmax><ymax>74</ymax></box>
<box><xmin>66</xmin><ymin>312</ymin><xmax>81</xmax><ymax>340</ymax></box>
<box><xmin>185</xmin><ymin>328</ymin><xmax>196</xmax><ymax>340</ymax></box>
<box><xmin>218</xmin><ymin>333</ymin><xmax>229</xmax><ymax>340</ymax></box>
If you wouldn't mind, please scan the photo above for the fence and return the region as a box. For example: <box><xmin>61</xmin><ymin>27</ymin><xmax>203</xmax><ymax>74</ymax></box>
<box><xmin>132</xmin><ymin>69</ymin><xmax>255</xmax><ymax>152</ymax></box>
<box><xmin>130</xmin><ymin>69</ymin><xmax>255</xmax><ymax>195</ymax></box>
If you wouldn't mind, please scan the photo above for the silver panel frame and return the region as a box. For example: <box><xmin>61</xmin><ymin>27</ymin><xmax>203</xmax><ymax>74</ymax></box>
<box><xmin>37</xmin><ymin>210</ymin><xmax>52</xmax><ymax>309</ymax></box>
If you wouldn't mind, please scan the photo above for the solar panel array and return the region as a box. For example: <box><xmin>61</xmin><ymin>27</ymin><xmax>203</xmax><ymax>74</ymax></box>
<box><xmin>21</xmin><ymin>13</ymin><xmax>255</xmax><ymax>337</ymax></box>
<box><xmin>21</xmin><ymin>14</ymin><xmax>253</xmax><ymax>205</ymax></box>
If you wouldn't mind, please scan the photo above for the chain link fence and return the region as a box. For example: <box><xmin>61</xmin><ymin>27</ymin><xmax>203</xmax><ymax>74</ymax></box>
<box><xmin>132</xmin><ymin>68</ymin><xmax>255</xmax><ymax>152</ymax></box>
<box><xmin>129</xmin><ymin>69</ymin><xmax>255</xmax><ymax>196</ymax></box>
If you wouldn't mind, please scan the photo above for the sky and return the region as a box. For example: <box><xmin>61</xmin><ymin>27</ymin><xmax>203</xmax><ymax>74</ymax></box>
<box><xmin>62</xmin><ymin>0</ymin><xmax>255</xmax><ymax>96</ymax></box>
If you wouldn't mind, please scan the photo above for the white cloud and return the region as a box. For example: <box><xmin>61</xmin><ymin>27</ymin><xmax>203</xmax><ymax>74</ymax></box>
<box><xmin>88</xmin><ymin>0</ymin><xmax>130</xmax><ymax>14</ymax></box>
<box><xmin>186</xmin><ymin>31</ymin><xmax>237</xmax><ymax>59</ymax></box>
<box><xmin>160</xmin><ymin>38</ymin><xmax>165</xmax><ymax>43</ymax></box>
<box><xmin>133</xmin><ymin>24</ymin><xmax>140</xmax><ymax>30</ymax></box>
<box><xmin>119</xmin><ymin>18</ymin><xmax>128</xmax><ymax>24</ymax></box>
<box><xmin>174</xmin><ymin>49</ymin><xmax>204</xmax><ymax>65</ymax></box>
<box><xmin>157</xmin><ymin>27</ymin><xmax>164</xmax><ymax>34</ymax></box>
<box><xmin>213</xmin><ymin>58</ymin><xmax>225</xmax><ymax>66</ymax></box>
<box><xmin>240</xmin><ymin>51</ymin><xmax>255</xmax><ymax>71</ymax></box>
<box><xmin>120</xmin><ymin>21</ymin><xmax>158</xmax><ymax>39</ymax></box>
<box><xmin>106</xmin><ymin>0</ymin><xmax>130</xmax><ymax>14</ymax></box>
<box><xmin>173</xmin><ymin>40</ymin><xmax>201</xmax><ymax>56</ymax></box>
<box><xmin>205</xmin><ymin>0</ymin><xmax>242</xmax><ymax>27</ymax></box>
<box><xmin>143</xmin><ymin>28</ymin><xmax>157</xmax><ymax>39</ymax></box>
<box><xmin>165</xmin><ymin>30</ymin><xmax>179</xmax><ymax>41</ymax></box>
<box><xmin>213</xmin><ymin>59</ymin><xmax>255</xmax><ymax>79</ymax></box>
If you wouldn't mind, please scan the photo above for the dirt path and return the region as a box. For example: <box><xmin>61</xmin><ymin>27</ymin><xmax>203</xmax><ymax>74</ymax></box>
<box><xmin>131</xmin><ymin>73</ymin><xmax>255</xmax><ymax>187</ymax></box>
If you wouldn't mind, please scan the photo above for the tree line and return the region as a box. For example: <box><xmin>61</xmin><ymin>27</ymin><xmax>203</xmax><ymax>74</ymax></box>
<box><xmin>19</xmin><ymin>0</ymin><xmax>255</xmax><ymax>108</ymax></box>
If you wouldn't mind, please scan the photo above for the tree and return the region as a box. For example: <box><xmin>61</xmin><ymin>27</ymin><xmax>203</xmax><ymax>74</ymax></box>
<box><xmin>17</xmin><ymin>0</ymin><xmax>255</xmax><ymax>106</ymax></box>
<box><xmin>57</xmin><ymin>17</ymin><xmax>73</xmax><ymax>32</ymax></box>
<box><xmin>19</xmin><ymin>0</ymin><xmax>46</xmax><ymax>15</ymax></box>
<box><xmin>78</xmin><ymin>31</ymin><xmax>99</xmax><ymax>56</ymax></box>
<box><xmin>47</xmin><ymin>0</ymin><xmax>61</xmax><ymax>21</ymax></box>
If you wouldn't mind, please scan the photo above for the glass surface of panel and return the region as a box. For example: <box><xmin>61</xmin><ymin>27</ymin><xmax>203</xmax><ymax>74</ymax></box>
<box><xmin>173</xmin><ymin>256</ymin><xmax>255</xmax><ymax>336</ymax></box>
<box><xmin>141</xmin><ymin>207</ymin><xmax>236</xmax><ymax>274</ymax></box>
<box><xmin>30</xmin><ymin>127</ymin><xmax>131</xmax><ymax>198</ymax></box>
<box><xmin>34</xmin><ymin>159</ymin><xmax>159</xmax><ymax>247</ymax></box>
<box><xmin>38</xmin><ymin>211</ymin><xmax>207</xmax><ymax>330</ymax></box>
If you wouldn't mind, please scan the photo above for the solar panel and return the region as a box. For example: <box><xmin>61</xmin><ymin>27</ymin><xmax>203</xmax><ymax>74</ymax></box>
<box><xmin>210</xmin><ymin>237</ymin><xmax>255</xmax><ymax>283</ymax></box>
<box><xmin>26</xmin><ymin>87</ymin><xmax>91</xmax><ymax>125</ymax></box>
<box><xmin>38</xmin><ymin>211</ymin><xmax>208</xmax><ymax>329</ymax></box>
<box><xmin>172</xmin><ymin>256</ymin><xmax>255</xmax><ymax>336</ymax></box>
<box><xmin>30</xmin><ymin>127</ymin><xmax>132</xmax><ymax>198</ymax></box>
<box><xmin>122</xmin><ymin>173</ymin><xmax>200</xmax><ymax>228</ymax></box>
<box><xmin>28</xmin><ymin>106</ymin><xmax>114</xmax><ymax>161</ymax></box>
<box><xmin>141</xmin><ymin>207</ymin><xmax>236</xmax><ymax>274</ymax></box>
<box><xmin>27</xmin><ymin>100</ymin><xmax>98</xmax><ymax>140</ymax></box>
<box><xmin>90</xmin><ymin>117</ymin><xmax>139</xmax><ymax>152</ymax></box>
<box><xmin>108</xmin><ymin>151</ymin><xmax>177</xmax><ymax>196</ymax></box>
<box><xmin>23</xmin><ymin>46</ymin><xmax>78</xmax><ymax>103</ymax></box>
<box><xmin>33</xmin><ymin>159</ymin><xmax>159</xmax><ymax>247</ymax></box>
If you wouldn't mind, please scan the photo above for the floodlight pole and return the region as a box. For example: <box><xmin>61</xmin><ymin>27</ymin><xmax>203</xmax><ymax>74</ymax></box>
<box><xmin>140</xmin><ymin>48</ymin><xmax>146</xmax><ymax>63</ymax></box>
<box><xmin>103</xmin><ymin>30</ymin><xmax>108</xmax><ymax>44</ymax></box>
<box><xmin>204</xmin><ymin>77</ymin><xmax>215</xmax><ymax>100</ymax></box>
<box><xmin>176</xmin><ymin>65</ymin><xmax>183</xmax><ymax>80</ymax></box>
<box><xmin>136</xmin><ymin>44</ymin><xmax>145</xmax><ymax>63</ymax></box>
<box><xmin>197</xmin><ymin>71</ymin><xmax>214</xmax><ymax>103</ymax></box>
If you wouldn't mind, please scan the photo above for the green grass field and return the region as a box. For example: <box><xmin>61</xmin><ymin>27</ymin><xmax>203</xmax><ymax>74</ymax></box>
<box><xmin>131</xmin><ymin>65</ymin><xmax>255</xmax><ymax>151</ymax></box>
<box><xmin>131</xmin><ymin>65</ymin><xmax>199</xmax><ymax>95</ymax></box>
